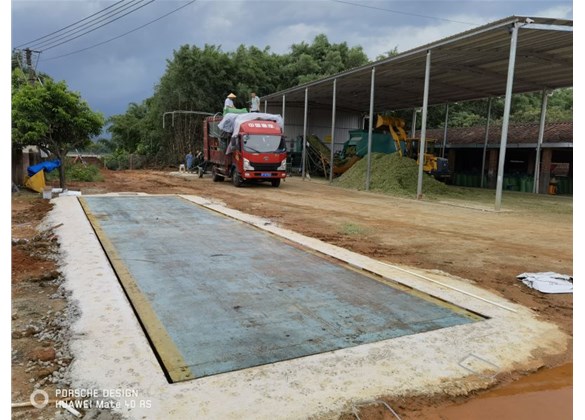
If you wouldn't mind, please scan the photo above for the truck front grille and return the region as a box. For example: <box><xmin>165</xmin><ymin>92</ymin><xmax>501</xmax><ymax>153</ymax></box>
<box><xmin>251</xmin><ymin>163</ymin><xmax>280</xmax><ymax>171</ymax></box>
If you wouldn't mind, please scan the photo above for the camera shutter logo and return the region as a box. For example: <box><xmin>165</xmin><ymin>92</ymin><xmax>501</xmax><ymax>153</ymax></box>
<box><xmin>30</xmin><ymin>390</ymin><xmax>49</xmax><ymax>409</ymax></box>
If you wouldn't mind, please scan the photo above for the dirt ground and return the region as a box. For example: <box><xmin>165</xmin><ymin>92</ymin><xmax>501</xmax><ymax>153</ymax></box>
<box><xmin>12</xmin><ymin>167</ymin><xmax>573</xmax><ymax>419</ymax></box>
<box><xmin>11</xmin><ymin>193</ymin><xmax>74</xmax><ymax>419</ymax></box>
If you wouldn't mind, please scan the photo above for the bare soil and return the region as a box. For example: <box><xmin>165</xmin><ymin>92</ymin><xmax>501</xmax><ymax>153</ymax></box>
<box><xmin>12</xmin><ymin>168</ymin><xmax>573</xmax><ymax>419</ymax></box>
<box><xmin>11</xmin><ymin>192</ymin><xmax>72</xmax><ymax>419</ymax></box>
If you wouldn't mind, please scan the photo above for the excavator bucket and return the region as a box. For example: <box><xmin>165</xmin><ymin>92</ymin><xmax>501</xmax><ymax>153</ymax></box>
<box><xmin>333</xmin><ymin>155</ymin><xmax>361</xmax><ymax>176</ymax></box>
<box><xmin>393</xmin><ymin>118</ymin><xmax>408</xmax><ymax>140</ymax></box>
<box><xmin>375</xmin><ymin>115</ymin><xmax>403</xmax><ymax>156</ymax></box>
<box><xmin>375</xmin><ymin>114</ymin><xmax>389</xmax><ymax>129</ymax></box>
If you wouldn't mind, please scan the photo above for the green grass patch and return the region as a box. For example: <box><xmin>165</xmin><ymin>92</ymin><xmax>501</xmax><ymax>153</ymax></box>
<box><xmin>45</xmin><ymin>162</ymin><xmax>104</xmax><ymax>182</ymax></box>
<box><xmin>338</xmin><ymin>222</ymin><xmax>370</xmax><ymax>236</ymax></box>
<box><xmin>436</xmin><ymin>186</ymin><xmax>573</xmax><ymax>214</ymax></box>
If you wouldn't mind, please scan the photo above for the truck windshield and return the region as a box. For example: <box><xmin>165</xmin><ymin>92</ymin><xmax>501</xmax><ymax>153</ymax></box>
<box><xmin>243</xmin><ymin>135</ymin><xmax>285</xmax><ymax>153</ymax></box>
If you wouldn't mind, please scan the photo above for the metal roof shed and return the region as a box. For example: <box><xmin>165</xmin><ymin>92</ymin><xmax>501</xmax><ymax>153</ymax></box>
<box><xmin>261</xmin><ymin>16</ymin><xmax>573</xmax><ymax>210</ymax></box>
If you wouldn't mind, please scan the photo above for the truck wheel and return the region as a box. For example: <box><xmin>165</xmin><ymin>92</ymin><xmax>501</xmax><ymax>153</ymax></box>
<box><xmin>212</xmin><ymin>167</ymin><xmax>224</xmax><ymax>182</ymax></box>
<box><xmin>271</xmin><ymin>179</ymin><xmax>281</xmax><ymax>188</ymax></box>
<box><xmin>232</xmin><ymin>169</ymin><xmax>243</xmax><ymax>187</ymax></box>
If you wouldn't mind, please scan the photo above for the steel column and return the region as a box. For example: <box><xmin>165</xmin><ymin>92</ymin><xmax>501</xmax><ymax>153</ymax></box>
<box><xmin>410</xmin><ymin>108</ymin><xmax>418</xmax><ymax>138</ymax></box>
<box><xmin>441</xmin><ymin>103</ymin><xmax>449</xmax><ymax>158</ymax></box>
<box><xmin>281</xmin><ymin>95</ymin><xmax>286</xmax><ymax>132</ymax></box>
<box><xmin>416</xmin><ymin>50</ymin><xmax>431</xmax><ymax>200</ymax></box>
<box><xmin>480</xmin><ymin>97</ymin><xmax>493</xmax><ymax>188</ymax></box>
<box><xmin>533</xmin><ymin>89</ymin><xmax>549</xmax><ymax>193</ymax></box>
<box><xmin>365</xmin><ymin>67</ymin><xmax>376</xmax><ymax>191</ymax></box>
<box><xmin>495</xmin><ymin>23</ymin><xmax>520</xmax><ymax>211</ymax></box>
<box><xmin>329</xmin><ymin>79</ymin><xmax>337</xmax><ymax>182</ymax></box>
<box><xmin>302</xmin><ymin>88</ymin><xmax>308</xmax><ymax>179</ymax></box>
<box><xmin>264</xmin><ymin>100</ymin><xmax>267</xmax><ymax>113</ymax></box>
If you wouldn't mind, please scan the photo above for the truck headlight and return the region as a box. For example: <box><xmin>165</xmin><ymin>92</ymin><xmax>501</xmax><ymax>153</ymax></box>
<box><xmin>277</xmin><ymin>158</ymin><xmax>287</xmax><ymax>171</ymax></box>
<box><xmin>243</xmin><ymin>158</ymin><xmax>254</xmax><ymax>170</ymax></box>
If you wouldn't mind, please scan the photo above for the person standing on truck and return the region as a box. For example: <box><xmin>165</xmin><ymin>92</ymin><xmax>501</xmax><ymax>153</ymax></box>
<box><xmin>224</xmin><ymin>93</ymin><xmax>237</xmax><ymax>110</ymax></box>
<box><xmin>249</xmin><ymin>92</ymin><xmax>260</xmax><ymax>112</ymax></box>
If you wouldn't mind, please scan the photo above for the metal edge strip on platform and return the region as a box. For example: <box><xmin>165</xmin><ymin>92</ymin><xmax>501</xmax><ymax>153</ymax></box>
<box><xmin>78</xmin><ymin>197</ymin><xmax>194</xmax><ymax>382</ymax></box>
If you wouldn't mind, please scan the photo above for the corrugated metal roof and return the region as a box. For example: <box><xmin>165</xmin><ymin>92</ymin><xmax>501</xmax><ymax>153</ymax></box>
<box><xmin>426</xmin><ymin>121</ymin><xmax>573</xmax><ymax>145</ymax></box>
<box><xmin>262</xmin><ymin>16</ymin><xmax>572</xmax><ymax>112</ymax></box>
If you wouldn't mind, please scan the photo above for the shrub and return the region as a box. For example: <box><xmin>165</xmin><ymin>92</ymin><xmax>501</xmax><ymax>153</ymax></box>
<box><xmin>45</xmin><ymin>162</ymin><xmax>104</xmax><ymax>182</ymax></box>
<box><xmin>104</xmin><ymin>155</ymin><xmax>120</xmax><ymax>170</ymax></box>
<box><xmin>103</xmin><ymin>152</ymin><xmax>146</xmax><ymax>170</ymax></box>
<box><xmin>66</xmin><ymin>162</ymin><xmax>104</xmax><ymax>182</ymax></box>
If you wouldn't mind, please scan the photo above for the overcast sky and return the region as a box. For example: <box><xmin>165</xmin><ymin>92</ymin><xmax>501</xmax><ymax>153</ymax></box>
<box><xmin>9</xmin><ymin>0</ymin><xmax>574</xmax><ymax>121</ymax></box>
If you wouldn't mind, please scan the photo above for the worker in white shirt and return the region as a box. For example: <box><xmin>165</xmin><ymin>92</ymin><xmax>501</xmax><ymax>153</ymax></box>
<box><xmin>249</xmin><ymin>92</ymin><xmax>260</xmax><ymax>112</ymax></box>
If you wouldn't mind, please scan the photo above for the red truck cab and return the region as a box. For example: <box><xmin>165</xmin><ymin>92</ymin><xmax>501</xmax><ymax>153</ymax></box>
<box><xmin>202</xmin><ymin>114</ymin><xmax>287</xmax><ymax>187</ymax></box>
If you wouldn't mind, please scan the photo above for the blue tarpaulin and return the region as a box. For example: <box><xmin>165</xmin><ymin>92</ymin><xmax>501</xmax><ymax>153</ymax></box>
<box><xmin>27</xmin><ymin>160</ymin><xmax>61</xmax><ymax>177</ymax></box>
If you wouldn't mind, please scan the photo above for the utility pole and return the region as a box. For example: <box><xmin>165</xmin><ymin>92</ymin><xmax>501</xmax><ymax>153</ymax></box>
<box><xmin>21</xmin><ymin>48</ymin><xmax>41</xmax><ymax>85</ymax></box>
<box><xmin>25</xmin><ymin>48</ymin><xmax>35</xmax><ymax>84</ymax></box>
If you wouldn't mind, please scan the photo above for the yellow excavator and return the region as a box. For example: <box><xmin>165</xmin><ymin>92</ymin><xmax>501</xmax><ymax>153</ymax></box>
<box><xmin>375</xmin><ymin>115</ymin><xmax>405</xmax><ymax>155</ymax></box>
<box><xmin>375</xmin><ymin>115</ymin><xmax>449</xmax><ymax>177</ymax></box>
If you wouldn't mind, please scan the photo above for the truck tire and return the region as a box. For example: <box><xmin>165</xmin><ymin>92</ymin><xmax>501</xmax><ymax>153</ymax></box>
<box><xmin>212</xmin><ymin>167</ymin><xmax>224</xmax><ymax>182</ymax></box>
<box><xmin>232</xmin><ymin>169</ymin><xmax>243</xmax><ymax>187</ymax></box>
<box><xmin>271</xmin><ymin>179</ymin><xmax>281</xmax><ymax>188</ymax></box>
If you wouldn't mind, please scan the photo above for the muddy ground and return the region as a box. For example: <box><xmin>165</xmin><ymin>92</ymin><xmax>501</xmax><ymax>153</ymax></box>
<box><xmin>11</xmin><ymin>168</ymin><xmax>573</xmax><ymax>419</ymax></box>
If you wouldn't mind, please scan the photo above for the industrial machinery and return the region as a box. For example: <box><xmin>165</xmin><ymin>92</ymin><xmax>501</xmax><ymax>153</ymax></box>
<box><xmin>303</xmin><ymin>131</ymin><xmax>391</xmax><ymax>178</ymax></box>
<box><xmin>375</xmin><ymin>115</ymin><xmax>449</xmax><ymax>178</ymax></box>
<box><xmin>298</xmin><ymin>114</ymin><xmax>449</xmax><ymax>179</ymax></box>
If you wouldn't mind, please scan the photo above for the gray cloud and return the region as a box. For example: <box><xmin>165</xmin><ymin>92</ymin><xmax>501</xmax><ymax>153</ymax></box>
<box><xmin>11</xmin><ymin>0</ymin><xmax>573</xmax><ymax>119</ymax></box>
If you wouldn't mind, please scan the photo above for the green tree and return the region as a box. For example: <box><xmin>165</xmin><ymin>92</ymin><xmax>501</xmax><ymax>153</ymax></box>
<box><xmin>84</xmin><ymin>138</ymin><xmax>115</xmax><ymax>154</ymax></box>
<box><xmin>375</xmin><ymin>46</ymin><xmax>399</xmax><ymax>61</ymax></box>
<box><xmin>281</xmin><ymin>35</ymin><xmax>369</xmax><ymax>86</ymax></box>
<box><xmin>107</xmin><ymin>102</ymin><xmax>147</xmax><ymax>153</ymax></box>
<box><xmin>105</xmin><ymin>35</ymin><xmax>368</xmax><ymax>165</ymax></box>
<box><xmin>510</xmin><ymin>88</ymin><xmax>572</xmax><ymax>123</ymax></box>
<box><xmin>12</xmin><ymin>77</ymin><xmax>104</xmax><ymax>187</ymax></box>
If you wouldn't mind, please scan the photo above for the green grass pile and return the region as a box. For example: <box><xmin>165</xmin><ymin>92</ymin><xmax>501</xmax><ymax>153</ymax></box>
<box><xmin>334</xmin><ymin>153</ymin><xmax>450</xmax><ymax>197</ymax></box>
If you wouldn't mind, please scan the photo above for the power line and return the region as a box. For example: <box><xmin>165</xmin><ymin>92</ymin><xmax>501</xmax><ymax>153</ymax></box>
<box><xmin>37</xmin><ymin>0</ymin><xmax>157</xmax><ymax>52</ymax></box>
<box><xmin>14</xmin><ymin>0</ymin><xmax>128</xmax><ymax>48</ymax></box>
<box><xmin>43</xmin><ymin>0</ymin><xmax>198</xmax><ymax>61</ymax></box>
<box><xmin>29</xmin><ymin>0</ymin><xmax>146</xmax><ymax>51</ymax></box>
<box><xmin>330</xmin><ymin>0</ymin><xmax>479</xmax><ymax>26</ymax></box>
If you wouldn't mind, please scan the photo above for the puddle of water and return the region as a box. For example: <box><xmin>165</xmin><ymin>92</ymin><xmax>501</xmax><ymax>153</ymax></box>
<box><xmin>431</xmin><ymin>363</ymin><xmax>572</xmax><ymax>420</ymax></box>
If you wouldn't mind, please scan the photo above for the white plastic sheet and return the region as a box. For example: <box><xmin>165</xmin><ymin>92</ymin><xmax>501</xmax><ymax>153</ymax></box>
<box><xmin>218</xmin><ymin>112</ymin><xmax>283</xmax><ymax>137</ymax></box>
<box><xmin>517</xmin><ymin>272</ymin><xmax>573</xmax><ymax>294</ymax></box>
